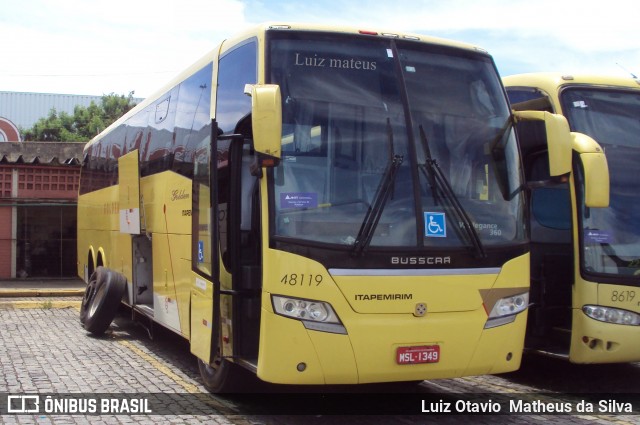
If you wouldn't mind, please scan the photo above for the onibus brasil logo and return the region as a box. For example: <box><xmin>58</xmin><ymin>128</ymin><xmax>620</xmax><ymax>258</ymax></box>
<box><xmin>5</xmin><ymin>395</ymin><xmax>152</xmax><ymax>414</ymax></box>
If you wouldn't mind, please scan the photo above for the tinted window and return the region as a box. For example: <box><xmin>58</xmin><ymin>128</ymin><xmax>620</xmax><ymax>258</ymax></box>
<box><xmin>506</xmin><ymin>88</ymin><xmax>545</xmax><ymax>104</ymax></box>
<box><xmin>216</xmin><ymin>41</ymin><xmax>257</xmax><ymax>134</ymax></box>
<box><xmin>80</xmin><ymin>64</ymin><xmax>213</xmax><ymax>193</ymax></box>
<box><xmin>174</xmin><ymin>64</ymin><xmax>213</xmax><ymax>177</ymax></box>
<box><xmin>215</xmin><ymin>40</ymin><xmax>257</xmax><ymax>270</ymax></box>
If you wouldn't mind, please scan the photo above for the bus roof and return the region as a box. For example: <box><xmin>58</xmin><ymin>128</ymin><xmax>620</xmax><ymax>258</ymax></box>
<box><xmin>503</xmin><ymin>72</ymin><xmax>640</xmax><ymax>93</ymax></box>
<box><xmin>250</xmin><ymin>22</ymin><xmax>486</xmax><ymax>51</ymax></box>
<box><xmin>85</xmin><ymin>22</ymin><xmax>492</xmax><ymax>152</ymax></box>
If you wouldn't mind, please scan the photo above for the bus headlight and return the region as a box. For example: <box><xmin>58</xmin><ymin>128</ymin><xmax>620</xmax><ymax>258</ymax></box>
<box><xmin>484</xmin><ymin>292</ymin><xmax>529</xmax><ymax>329</ymax></box>
<box><xmin>583</xmin><ymin>305</ymin><xmax>640</xmax><ymax>326</ymax></box>
<box><xmin>272</xmin><ymin>295</ymin><xmax>347</xmax><ymax>334</ymax></box>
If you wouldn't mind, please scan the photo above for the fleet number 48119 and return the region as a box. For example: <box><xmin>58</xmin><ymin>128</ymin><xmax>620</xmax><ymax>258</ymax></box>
<box><xmin>280</xmin><ymin>273</ymin><xmax>323</xmax><ymax>286</ymax></box>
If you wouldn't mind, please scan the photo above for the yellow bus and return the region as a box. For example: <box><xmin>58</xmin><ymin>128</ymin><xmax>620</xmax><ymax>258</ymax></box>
<box><xmin>77</xmin><ymin>23</ymin><xmax>573</xmax><ymax>392</ymax></box>
<box><xmin>504</xmin><ymin>73</ymin><xmax>639</xmax><ymax>363</ymax></box>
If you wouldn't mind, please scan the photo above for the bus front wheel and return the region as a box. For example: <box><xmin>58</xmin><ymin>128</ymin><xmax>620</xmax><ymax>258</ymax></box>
<box><xmin>198</xmin><ymin>356</ymin><xmax>254</xmax><ymax>393</ymax></box>
<box><xmin>80</xmin><ymin>266</ymin><xmax>126</xmax><ymax>335</ymax></box>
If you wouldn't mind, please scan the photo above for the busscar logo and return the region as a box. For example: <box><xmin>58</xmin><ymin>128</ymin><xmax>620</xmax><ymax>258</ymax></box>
<box><xmin>391</xmin><ymin>256</ymin><xmax>451</xmax><ymax>265</ymax></box>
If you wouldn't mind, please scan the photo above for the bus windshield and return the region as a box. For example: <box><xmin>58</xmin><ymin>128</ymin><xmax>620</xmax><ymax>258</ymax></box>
<box><xmin>561</xmin><ymin>87</ymin><xmax>640</xmax><ymax>280</ymax></box>
<box><xmin>268</xmin><ymin>32</ymin><xmax>525</xmax><ymax>253</ymax></box>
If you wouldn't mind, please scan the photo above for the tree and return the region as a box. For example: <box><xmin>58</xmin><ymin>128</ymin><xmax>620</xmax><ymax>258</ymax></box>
<box><xmin>24</xmin><ymin>92</ymin><xmax>137</xmax><ymax>142</ymax></box>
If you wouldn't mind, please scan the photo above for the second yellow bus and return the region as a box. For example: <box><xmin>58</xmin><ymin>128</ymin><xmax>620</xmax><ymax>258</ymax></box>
<box><xmin>505</xmin><ymin>73</ymin><xmax>639</xmax><ymax>363</ymax></box>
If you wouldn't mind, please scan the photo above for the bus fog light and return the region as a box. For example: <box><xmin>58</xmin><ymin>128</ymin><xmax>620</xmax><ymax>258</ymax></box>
<box><xmin>272</xmin><ymin>295</ymin><xmax>346</xmax><ymax>334</ymax></box>
<box><xmin>583</xmin><ymin>305</ymin><xmax>640</xmax><ymax>326</ymax></box>
<box><xmin>484</xmin><ymin>292</ymin><xmax>529</xmax><ymax>329</ymax></box>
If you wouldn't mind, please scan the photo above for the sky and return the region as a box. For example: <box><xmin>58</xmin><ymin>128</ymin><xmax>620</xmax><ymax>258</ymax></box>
<box><xmin>1</xmin><ymin>0</ymin><xmax>639</xmax><ymax>98</ymax></box>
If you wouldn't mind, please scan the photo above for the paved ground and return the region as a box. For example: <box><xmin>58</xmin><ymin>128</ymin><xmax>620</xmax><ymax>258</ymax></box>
<box><xmin>0</xmin><ymin>280</ymin><xmax>638</xmax><ymax>424</ymax></box>
<box><xmin>0</xmin><ymin>301</ymin><xmax>246</xmax><ymax>424</ymax></box>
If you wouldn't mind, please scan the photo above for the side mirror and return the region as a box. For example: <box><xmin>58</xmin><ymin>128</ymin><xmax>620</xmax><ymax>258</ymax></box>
<box><xmin>514</xmin><ymin>110</ymin><xmax>572</xmax><ymax>177</ymax></box>
<box><xmin>245</xmin><ymin>84</ymin><xmax>282</xmax><ymax>167</ymax></box>
<box><xmin>572</xmin><ymin>132</ymin><xmax>609</xmax><ymax>208</ymax></box>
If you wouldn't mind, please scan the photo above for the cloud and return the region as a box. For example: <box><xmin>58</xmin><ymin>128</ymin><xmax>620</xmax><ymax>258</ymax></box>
<box><xmin>2</xmin><ymin>0</ymin><xmax>639</xmax><ymax>96</ymax></box>
<box><xmin>243</xmin><ymin>0</ymin><xmax>640</xmax><ymax>77</ymax></box>
<box><xmin>242</xmin><ymin>0</ymin><xmax>638</xmax><ymax>51</ymax></box>
<box><xmin>0</xmin><ymin>0</ymin><xmax>248</xmax><ymax>96</ymax></box>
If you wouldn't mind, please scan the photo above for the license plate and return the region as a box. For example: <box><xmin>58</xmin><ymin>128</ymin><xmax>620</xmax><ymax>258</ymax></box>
<box><xmin>396</xmin><ymin>345</ymin><xmax>440</xmax><ymax>364</ymax></box>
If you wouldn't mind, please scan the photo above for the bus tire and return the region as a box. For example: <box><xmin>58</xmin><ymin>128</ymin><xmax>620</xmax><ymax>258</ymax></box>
<box><xmin>198</xmin><ymin>357</ymin><xmax>254</xmax><ymax>393</ymax></box>
<box><xmin>81</xmin><ymin>266</ymin><xmax>126</xmax><ymax>335</ymax></box>
<box><xmin>80</xmin><ymin>266</ymin><xmax>105</xmax><ymax>324</ymax></box>
<box><xmin>79</xmin><ymin>271</ymin><xmax>97</xmax><ymax>325</ymax></box>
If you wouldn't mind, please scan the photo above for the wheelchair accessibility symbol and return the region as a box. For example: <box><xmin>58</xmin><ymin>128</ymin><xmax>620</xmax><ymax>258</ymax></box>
<box><xmin>198</xmin><ymin>241</ymin><xmax>205</xmax><ymax>263</ymax></box>
<box><xmin>424</xmin><ymin>212</ymin><xmax>446</xmax><ymax>237</ymax></box>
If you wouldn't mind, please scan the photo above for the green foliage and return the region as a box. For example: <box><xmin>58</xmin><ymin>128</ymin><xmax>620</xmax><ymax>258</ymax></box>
<box><xmin>23</xmin><ymin>92</ymin><xmax>137</xmax><ymax>142</ymax></box>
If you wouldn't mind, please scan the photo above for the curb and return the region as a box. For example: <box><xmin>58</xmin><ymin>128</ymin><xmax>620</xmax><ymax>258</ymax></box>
<box><xmin>0</xmin><ymin>289</ymin><xmax>85</xmax><ymax>298</ymax></box>
<box><xmin>0</xmin><ymin>300</ymin><xmax>82</xmax><ymax>309</ymax></box>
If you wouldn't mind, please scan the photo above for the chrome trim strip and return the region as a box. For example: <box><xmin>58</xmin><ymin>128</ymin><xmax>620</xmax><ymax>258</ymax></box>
<box><xmin>235</xmin><ymin>358</ymin><xmax>258</xmax><ymax>373</ymax></box>
<box><xmin>303</xmin><ymin>321</ymin><xmax>348</xmax><ymax>335</ymax></box>
<box><xmin>328</xmin><ymin>268</ymin><xmax>501</xmax><ymax>277</ymax></box>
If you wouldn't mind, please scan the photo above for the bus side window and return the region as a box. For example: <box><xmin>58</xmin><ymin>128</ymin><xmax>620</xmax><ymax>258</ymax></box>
<box><xmin>506</xmin><ymin>88</ymin><xmax>554</xmax><ymax>113</ymax></box>
<box><xmin>528</xmin><ymin>153</ymin><xmax>571</xmax><ymax>235</ymax></box>
<box><xmin>527</xmin><ymin>151</ymin><xmax>573</xmax><ymax>314</ymax></box>
<box><xmin>238</xmin><ymin>152</ymin><xmax>260</xmax><ymax>264</ymax></box>
<box><xmin>216</xmin><ymin>39</ymin><xmax>258</xmax><ymax>272</ymax></box>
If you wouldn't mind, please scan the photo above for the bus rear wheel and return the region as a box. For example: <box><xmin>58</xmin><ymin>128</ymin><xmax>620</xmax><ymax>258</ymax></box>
<box><xmin>80</xmin><ymin>266</ymin><xmax>126</xmax><ymax>335</ymax></box>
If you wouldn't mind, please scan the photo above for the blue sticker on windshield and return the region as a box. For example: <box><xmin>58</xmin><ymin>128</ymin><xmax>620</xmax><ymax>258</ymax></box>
<box><xmin>281</xmin><ymin>193</ymin><xmax>318</xmax><ymax>209</ymax></box>
<box><xmin>584</xmin><ymin>230</ymin><xmax>612</xmax><ymax>244</ymax></box>
<box><xmin>425</xmin><ymin>212</ymin><xmax>446</xmax><ymax>237</ymax></box>
<box><xmin>197</xmin><ymin>241</ymin><xmax>205</xmax><ymax>263</ymax></box>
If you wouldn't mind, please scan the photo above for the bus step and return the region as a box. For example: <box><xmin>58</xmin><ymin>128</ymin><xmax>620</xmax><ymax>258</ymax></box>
<box><xmin>235</xmin><ymin>357</ymin><xmax>258</xmax><ymax>373</ymax></box>
<box><xmin>134</xmin><ymin>304</ymin><xmax>154</xmax><ymax>318</ymax></box>
<box><xmin>527</xmin><ymin>347</ymin><xmax>570</xmax><ymax>360</ymax></box>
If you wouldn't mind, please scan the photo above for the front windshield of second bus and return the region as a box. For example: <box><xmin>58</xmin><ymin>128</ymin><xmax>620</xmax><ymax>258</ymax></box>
<box><xmin>268</xmin><ymin>31</ymin><xmax>525</xmax><ymax>252</ymax></box>
<box><xmin>561</xmin><ymin>87</ymin><xmax>640</xmax><ymax>280</ymax></box>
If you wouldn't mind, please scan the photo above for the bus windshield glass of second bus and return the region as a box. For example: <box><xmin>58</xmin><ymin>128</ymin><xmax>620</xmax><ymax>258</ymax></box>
<box><xmin>560</xmin><ymin>87</ymin><xmax>640</xmax><ymax>280</ymax></box>
<box><xmin>268</xmin><ymin>32</ymin><xmax>525</xmax><ymax>257</ymax></box>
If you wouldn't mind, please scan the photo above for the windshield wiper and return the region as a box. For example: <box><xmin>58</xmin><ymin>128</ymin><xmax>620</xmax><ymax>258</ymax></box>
<box><xmin>352</xmin><ymin>119</ymin><xmax>403</xmax><ymax>256</ymax></box>
<box><xmin>488</xmin><ymin>117</ymin><xmax>523</xmax><ymax>201</ymax></box>
<box><xmin>418</xmin><ymin>125</ymin><xmax>486</xmax><ymax>259</ymax></box>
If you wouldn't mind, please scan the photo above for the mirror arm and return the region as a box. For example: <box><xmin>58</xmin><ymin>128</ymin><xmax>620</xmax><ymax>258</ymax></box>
<box><xmin>526</xmin><ymin>176</ymin><xmax>568</xmax><ymax>190</ymax></box>
<box><xmin>250</xmin><ymin>152</ymin><xmax>280</xmax><ymax>178</ymax></box>
<box><xmin>217</xmin><ymin>133</ymin><xmax>244</xmax><ymax>141</ymax></box>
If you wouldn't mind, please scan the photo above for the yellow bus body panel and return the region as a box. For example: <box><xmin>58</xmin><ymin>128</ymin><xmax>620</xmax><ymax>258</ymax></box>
<box><xmin>569</xmin><ymin>280</ymin><xmax>640</xmax><ymax>364</ymax></box>
<box><xmin>570</xmin><ymin>306</ymin><xmax>640</xmax><ymax>364</ymax></box>
<box><xmin>258</xmin><ymin>311</ymin><xmax>357</xmax><ymax>384</ymax></box>
<box><xmin>190</xmin><ymin>274</ymin><xmax>214</xmax><ymax>363</ymax></box>
<box><xmin>257</xmin><ymin>249</ymin><xmax>528</xmax><ymax>384</ymax></box>
<box><xmin>151</xmin><ymin>233</ymin><xmax>191</xmax><ymax>337</ymax></box>
<box><xmin>77</xmin><ymin>185</ymin><xmax>131</xmax><ymax>278</ymax></box>
<box><xmin>78</xmin><ymin>171</ymin><xmax>194</xmax><ymax>337</ymax></box>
